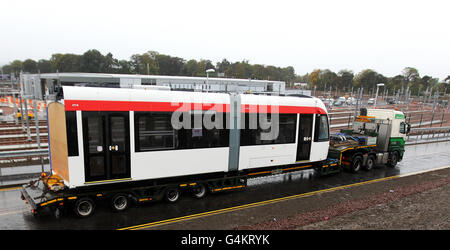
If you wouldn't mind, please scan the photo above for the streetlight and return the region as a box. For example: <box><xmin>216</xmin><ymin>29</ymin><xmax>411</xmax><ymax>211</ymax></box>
<box><xmin>374</xmin><ymin>83</ymin><xmax>385</xmax><ymax>109</ymax></box>
<box><xmin>206</xmin><ymin>68</ymin><xmax>215</xmax><ymax>92</ymax></box>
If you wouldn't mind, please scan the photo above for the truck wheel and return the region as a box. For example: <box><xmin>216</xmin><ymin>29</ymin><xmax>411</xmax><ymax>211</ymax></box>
<box><xmin>111</xmin><ymin>193</ymin><xmax>129</xmax><ymax>212</ymax></box>
<box><xmin>74</xmin><ymin>197</ymin><xmax>95</xmax><ymax>218</ymax></box>
<box><xmin>364</xmin><ymin>155</ymin><xmax>376</xmax><ymax>171</ymax></box>
<box><xmin>165</xmin><ymin>188</ymin><xmax>180</xmax><ymax>203</ymax></box>
<box><xmin>387</xmin><ymin>151</ymin><xmax>399</xmax><ymax>168</ymax></box>
<box><xmin>350</xmin><ymin>155</ymin><xmax>363</xmax><ymax>173</ymax></box>
<box><xmin>192</xmin><ymin>184</ymin><xmax>207</xmax><ymax>199</ymax></box>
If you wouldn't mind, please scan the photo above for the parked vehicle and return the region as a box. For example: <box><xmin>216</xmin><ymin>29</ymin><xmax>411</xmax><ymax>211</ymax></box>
<box><xmin>346</xmin><ymin>97</ymin><xmax>357</xmax><ymax>105</ymax></box>
<box><xmin>333</xmin><ymin>99</ymin><xmax>344</xmax><ymax>106</ymax></box>
<box><xmin>387</xmin><ymin>98</ymin><xmax>398</xmax><ymax>105</ymax></box>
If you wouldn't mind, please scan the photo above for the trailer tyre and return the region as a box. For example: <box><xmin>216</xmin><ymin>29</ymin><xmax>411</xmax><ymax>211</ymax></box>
<box><xmin>192</xmin><ymin>184</ymin><xmax>207</xmax><ymax>199</ymax></box>
<box><xmin>364</xmin><ymin>155</ymin><xmax>376</xmax><ymax>171</ymax></box>
<box><xmin>165</xmin><ymin>188</ymin><xmax>181</xmax><ymax>203</ymax></box>
<box><xmin>74</xmin><ymin>197</ymin><xmax>95</xmax><ymax>218</ymax></box>
<box><xmin>111</xmin><ymin>193</ymin><xmax>129</xmax><ymax>212</ymax></box>
<box><xmin>350</xmin><ymin>155</ymin><xmax>363</xmax><ymax>173</ymax></box>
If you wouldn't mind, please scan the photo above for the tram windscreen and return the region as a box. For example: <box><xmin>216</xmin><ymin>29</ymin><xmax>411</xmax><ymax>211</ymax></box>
<box><xmin>314</xmin><ymin>114</ymin><xmax>329</xmax><ymax>141</ymax></box>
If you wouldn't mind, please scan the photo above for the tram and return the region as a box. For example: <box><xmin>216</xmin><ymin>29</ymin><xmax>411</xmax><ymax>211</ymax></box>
<box><xmin>22</xmin><ymin>85</ymin><xmax>330</xmax><ymax>217</ymax></box>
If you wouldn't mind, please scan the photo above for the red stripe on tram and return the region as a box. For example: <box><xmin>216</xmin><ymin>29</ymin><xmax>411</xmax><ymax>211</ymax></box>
<box><xmin>64</xmin><ymin>100</ymin><xmax>327</xmax><ymax>114</ymax></box>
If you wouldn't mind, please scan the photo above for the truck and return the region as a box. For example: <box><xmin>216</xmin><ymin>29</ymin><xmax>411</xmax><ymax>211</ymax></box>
<box><xmin>320</xmin><ymin>108</ymin><xmax>410</xmax><ymax>175</ymax></box>
<box><xmin>20</xmin><ymin>85</ymin><xmax>409</xmax><ymax>219</ymax></box>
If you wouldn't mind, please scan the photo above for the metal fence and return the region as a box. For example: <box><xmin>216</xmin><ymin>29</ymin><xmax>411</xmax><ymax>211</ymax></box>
<box><xmin>406</xmin><ymin>126</ymin><xmax>450</xmax><ymax>144</ymax></box>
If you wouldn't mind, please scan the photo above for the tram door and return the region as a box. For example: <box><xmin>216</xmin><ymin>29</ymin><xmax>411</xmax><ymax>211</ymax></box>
<box><xmin>296</xmin><ymin>114</ymin><xmax>313</xmax><ymax>161</ymax></box>
<box><xmin>82</xmin><ymin>111</ymin><xmax>130</xmax><ymax>182</ymax></box>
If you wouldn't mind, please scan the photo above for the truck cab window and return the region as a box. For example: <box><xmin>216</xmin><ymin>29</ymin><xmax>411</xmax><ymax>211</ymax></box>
<box><xmin>400</xmin><ymin>122</ymin><xmax>406</xmax><ymax>134</ymax></box>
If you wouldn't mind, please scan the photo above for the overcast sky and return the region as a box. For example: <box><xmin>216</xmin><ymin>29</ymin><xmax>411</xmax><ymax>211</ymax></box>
<box><xmin>1</xmin><ymin>0</ymin><xmax>449</xmax><ymax>80</ymax></box>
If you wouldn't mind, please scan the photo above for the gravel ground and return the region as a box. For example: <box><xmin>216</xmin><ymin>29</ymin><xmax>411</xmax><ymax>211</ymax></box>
<box><xmin>299</xmin><ymin>182</ymin><xmax>450</xmax><ymax>230</ymax></box>
<box><xmin>152</xmin><ymin>167</ymin><xmax>450</xmax><ymax>230</ymax></box>
<box><xmin>236</xmin><ymin>168</ymin><xmax>450</xmax><ymax>230</ymax></box>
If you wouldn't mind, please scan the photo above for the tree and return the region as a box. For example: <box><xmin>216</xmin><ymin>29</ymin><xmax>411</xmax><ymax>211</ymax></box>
<box><xmin>309</xmin><ymin>69</ymin><xmax>321</xmax><ymax>89</ymax></box>
<box><xmin>117</xmin><ymin>60</ymin><xmax>132</xmax><ymax>74</ymax></box>
<box><xmin>103</xmin><ymin>52</ymin><xmax>120</xmax><ymax>73</ymax></box>
<box><xmin>139</xmin><ymin>51</ymin><xmax>159</xmax><ymax>75</ymax></box>
<box><xmin>51</xmin><ymin>53</ymin><xmax>82</xmax><ymax>72</ymax></box>
<box><xmin>183</xmin><ymin>59</ymin><xmax>199</xmax><ymax>76</ymax></box>
<box><xmin>10</xmin><ymin>60</ymin><xmax>23</xmax><ymax>74</ymax></box>
<box><xmin>319</xmin><ymin>69</ymin><xmax>338</xmax><ymax>91</ymax></box>
<box><xmin>401</xmin><ymin>67</ymin><xmax>419</xmax><ymax>92</ymax></box>
<box><xmin>338</xmin><ymin>69</ymin><xmax>354</xmax><ymax>91</ymax></box>
<box><xmin>81</xmin><ymin>49</ymin><xmax>106</xmax><ymax>73</ymax></box>
<box><xmin>216</xmin><ymin>59</ymin><xmax>231</xmax><ymax>75</ymax></box>
<box><xmin>22</xmin><ymin>59</ymin><xmax>37</xmax><ymax>73</ymax></box>
<box><xmin>155</xmin><ymin>54</ymin><xmax>185</xmax><ymax>76</ymax></box>
<box><xmin>387</xmin><ymin>75</ymin><xmax>404</xmax><ymax>93</ymax></box>
<box><xmin>354</xmin><ymin>69</ymin><xmax>386</xmax><ymax>94</ymax></box>
<box><xmin>281</xmin><ymin>66</ymin><xmax>296</xmax><ymax>86</ymax></box>
<box><xmin>37</xmin><ymin>59</ymin><xmax>53</xmax><ymax>73</ymax></box>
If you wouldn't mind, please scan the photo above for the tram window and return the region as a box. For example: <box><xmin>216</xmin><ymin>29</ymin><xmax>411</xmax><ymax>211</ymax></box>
<box><xmin>275</xmin><ymin>114</ymin><xmax>296</xmax><ymax>144</ymax></box>
<box><xmin>65</xmin><ymin>111</ymin><xmax>79</xmax><ymax>156</ymax></box>
<box><xmin>314</xmin><ymin>114</ymin><xmax>329</xmax><ymax>141</ymax></box>
<box><xmin>177</xmin><ymin>112</ymin><xmax>229</xmax><ymax>149</ymax></box>
<box><xmin>135</xmin><ymin>112</ymin><xmax>175</xmax><ymax>151</ymax></box>
<box><xmin>135</xmin><ymin>111</ymin><xmax>229</xmax><ymax>151</ymax></box>
<box><xmin>240</xmin><ymin>113</ymin><xmax>296</xmax><ymax>146</ymax></box>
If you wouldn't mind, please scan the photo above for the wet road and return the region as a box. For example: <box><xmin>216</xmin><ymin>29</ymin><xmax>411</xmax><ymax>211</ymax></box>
<box><xmin>1</xmin><ymin>141</ymin><xmax>449</xmax><ymax>230</ymax></box>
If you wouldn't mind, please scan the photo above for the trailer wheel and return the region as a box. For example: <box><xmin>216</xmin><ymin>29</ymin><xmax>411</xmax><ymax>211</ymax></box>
<box><xmin>387</xmin><ymin>151</ymin><xmax>399</xmax><ymax>168</ymax></box>
<box><xmin>192</xmin><ymin>184</ymin><xmax>207</xmax><ymax>199</ymax></box>
<box><xmin>74</xmin><ymin>197</ymin><xmax>95</xmax><ymax>218</ymax></box>
<box><xmin>364</xmin><ymin>155</ymin><xmax>376</xmax><ymax>171</ymax></box>
<box><xmin>111</xmin><ymin>193</ymin><xmax>129</xmax><ymax>212</ymax></box>
<box><xmin>350</xmin><ymin>155</ymin><xmax>363</xmax><ymax>173</ymax></box>
<box><xmin>165</xmin><ymin>188</ymin><xmax>180</xmax><ymax>203</ymax></box>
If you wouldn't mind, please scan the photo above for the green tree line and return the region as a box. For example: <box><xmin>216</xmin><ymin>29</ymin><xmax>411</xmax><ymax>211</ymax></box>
<box><xmin>2</xmin><ymin>49</ymin><xmax>449</xmax><ymax>95</ymax></box>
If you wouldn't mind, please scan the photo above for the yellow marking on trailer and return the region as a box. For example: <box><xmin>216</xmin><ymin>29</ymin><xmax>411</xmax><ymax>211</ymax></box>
<box><xmin>0</xmin><ymin>186</ymin><xmax>22</xmax><ymax>192</ymax></box>
<box><xmin>41</xmin><ymin>199</ymin><xmax>58</xmax><ymax>206</ymax></box>
<box><xmin>283</xmin><ymin>165</ymin><xmax>312</xmax><ymax>171</ymax></box>
<box><xmin>68</xmin><ymin>196</ymin><xmax>77</xmax><ymax>200</ymax></box>
<box><xmin>212</xmin><ymin>185</ymin><xmax>245</xmax><ymax>192</ymax></box>
<box><xmin>356</xmin><ymin>145</ymin><xmax>377</xmax><ymax>149</ymax></box>
<box><xmin>96</xmin><ymin>194</ymin><xmax>103</xmax><ymax>197</ymax></box>
<box><xmin>84</xmin><ymin>178</ymin><xmax>132</xmax><ymax>185</ymax></box>
<box><xmin>340</xmin><ymin>147</ymin><xmax>354</xmax><ymax>152</ymax></box>
<box><xmin>247</xmin><ymin>170</ymin><xmax>271</xmax><ymax>176</ymax></box>
<box><xmin>189</xmin><ymin>183</ymin><xmax>197</xmax><ymax>186</ymax></box>
<box><xmin>179</xmin><ymin>184</ymin><xmax>187</xmax><ymax>187</ymax></box>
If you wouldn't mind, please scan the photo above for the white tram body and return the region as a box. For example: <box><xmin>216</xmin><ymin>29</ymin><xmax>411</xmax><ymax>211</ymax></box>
<box><xmin>48</xmin><ymin>86</ymin><xmax>329</xmax><ymax>188</ymax></box>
